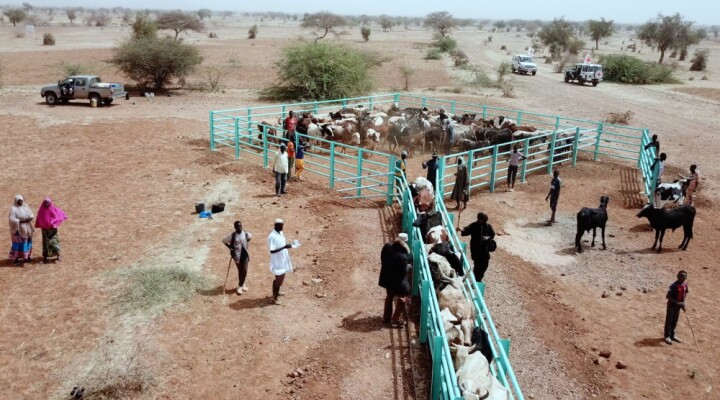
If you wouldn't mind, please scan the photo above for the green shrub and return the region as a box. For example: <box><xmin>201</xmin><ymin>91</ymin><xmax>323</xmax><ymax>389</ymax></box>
<box><xmin>497</xmin><ymin>61</ymin><xmax>512</xmax><ymax>79</ymax></box>
<box><xmin>110</xmin><ymin>37</ymin><xmax>203</xmax><ymax>90</ymax></box>
<box><xmin>690</xmin><ymin>49</ymin><xmax>708</xmax><ymax>71</ymax></box>
<box><xmin>261</xmin><ymin>42</ymin><xmax>381</xmax><ymax>101</ymax></box>
<box><xmin>433</xmin><ymin>36</ymin><xmax>457</xmax><ymax>53</ymax></box>
<box><xmin>567</xmin><ymin>38</ymin><xmax>585</xmax><ymax>55</ymax></box>
<box><xmin>55</xmin><ymin>61</ymin><xmax>90</xmax><ymax>77</ymax></box>
<box><xmin>360</xmin><ymin>26</ymin><xmax>371</xmax><ymax>42</ymax></box>
<box><xmin>43</xmin><ymin>33</ymin><xmax>55</xmax><ymax>45</ymax></box>
<box><xmin>602</xmin><ymin>54</ymin><xmax>678</xmax><ymax>84</ymax></box>
<box><xmin>425</xmin><ymin>48</ymin><xmax>442</xmax><ymax>60</ymax></box>
<box><xmin>248</xmin><ymin>24</ymin><xmax>258</xmax><ymax>39</ymax></box>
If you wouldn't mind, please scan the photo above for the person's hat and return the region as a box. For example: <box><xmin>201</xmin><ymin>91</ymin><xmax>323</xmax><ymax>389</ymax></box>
<box><xmin>398</xmin><ymin>233</ymin><xmax>408</xmax><ymax>242</ymax></box>
<box><xmin>432</xmin><ymin>152</ymin><xmax>438</xmax><ymax>158</ymax></box>
<box><xmin>274</xmin><ymin>218</ymin><xmax>284</xmax><ymax>224</ymax></box>
<box><xmin>280</xmin><ymin>144</ymin><xmax>287</xmax><ymax>149</ymax></box>
<box><xmin>401</xmin><ymin>150</ymin><xmax>408</xmax><ymax>157</ymax></box>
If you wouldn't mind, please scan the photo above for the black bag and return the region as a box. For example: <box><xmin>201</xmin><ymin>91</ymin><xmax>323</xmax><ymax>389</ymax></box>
<box><xmin>482</xmin><ymin>225</ymin><xmax>497</xmax><ymax>252</ymax></box>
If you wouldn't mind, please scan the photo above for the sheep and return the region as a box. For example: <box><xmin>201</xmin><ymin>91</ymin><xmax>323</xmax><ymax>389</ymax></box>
<box><xmin>575</xmin><ymin>196</ymin><xmax>610</xmax><ymax>253</ymax></box>
<box><xmin>636</xmin><ymin>204</ymin><xmax>695</xmax><ymax>252</ymax></box>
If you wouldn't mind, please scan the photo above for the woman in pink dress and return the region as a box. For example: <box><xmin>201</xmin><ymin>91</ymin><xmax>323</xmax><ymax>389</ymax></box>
<box><xmin>35</xmin><ymin>198</ymin><xmax>68</xmax><ymax>263</ymax></box>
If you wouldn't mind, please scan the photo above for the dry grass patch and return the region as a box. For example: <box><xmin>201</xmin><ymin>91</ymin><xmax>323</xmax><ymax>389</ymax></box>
<box><xmin>114</xmin><ymin>265</ymin><xmax>209</xmax><ymax>314</ymax></box>
<box><xmin>604</xmin><ymin>110</ymin><xmax>635</xmax><ymax>125</ymax></box>
<box><xmin>672</xmin><ymin>87</ymin><xmax>720</xmax><ymax>102</ymax></box>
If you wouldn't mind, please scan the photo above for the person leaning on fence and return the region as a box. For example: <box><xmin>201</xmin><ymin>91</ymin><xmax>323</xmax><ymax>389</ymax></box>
<box><xmin>451</xmin><ymin>157</ymin><xmax>469</xmax><ymax>209</ymax></box>
<box><xmin>295</xmin><ymin>139</ymin><xmax>306</xmax><ymax>181</ymax></box>
<box><xmin>545</xmin><ymin>169</ymin><xmax>561</xmax><ymax>226</ymax></box>
<box><xmin>506</xmin><ymin>145</ymin><xmax>527</xmax><ymax>192</ymax></box>
<box><xmin>651</xmin><ymin>153</ymin><xmax>667</xmax><ymax>186</ymax></box>
<box><xmin>379</xmin><ymin>232</ymin><xmax>412</xmax><ymax>327</ymax></box>
<box><xmin>268</xmin><ymin>219</ymin><xmax>295</xmax><ymax>305</ymax></box>
<box><xmin>422</xmin><ymin>153</ymin><xmax>440</xmax><ymax>189</ymax></box>
<box><xmin>458</xmin><ymin>213</ymin><xmax>495</xmax><ymax>283</ymax></box>
<box><xmin>223</xmin><ymin>221</ymin><xmax>253</xmax><ymax>295</ymax></box>
<box><xmin>682</xmin><ymin>164</ymin><xmax>699</xmax><ymax>206</ymax></box>
<box><xmin>664</xmin><ymin>270</ymin><xmax>688</xmax><ymax>345</ymax></box>
<box><xmin>644</xmin><ymin>134</ymin><xmax>660</xmax><ymax>154</ymax></box>
<box><xmin>272</xmin><ymin>144</ymin><xmax>289</xmax><ymax>197</ymax></box>
<box><xmin>286</xmin><ymin>139</ymin><xmax>296</xmax><ymax>181</ymax></box>
<box><xmin>283</xmin><ymin>110</ymin><xmax>297</xmax><ymax>140</ymax></box>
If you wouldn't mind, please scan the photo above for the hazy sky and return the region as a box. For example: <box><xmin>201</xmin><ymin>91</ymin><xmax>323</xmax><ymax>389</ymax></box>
<box><xmin>22</xmin><ymin>0</ymin><xmax>720</xmax><ymax>25</ymax></box>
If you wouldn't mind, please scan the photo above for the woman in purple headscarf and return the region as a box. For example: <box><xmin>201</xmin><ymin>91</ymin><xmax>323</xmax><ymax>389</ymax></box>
<box><xmin>9</xmin><ymin>195</ymin><xmax>34</xmax><ymax>265</ymax></box>
<box><xmin>35</xmin><ymin>198</ymin><xmax>67</xmax><ymax>263</ymax></box>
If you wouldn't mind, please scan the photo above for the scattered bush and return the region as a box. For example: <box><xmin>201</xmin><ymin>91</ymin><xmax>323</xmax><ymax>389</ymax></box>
<box><xmin>468</xmin><ymin>65</ymin><xmax>494</xmax><ymax>87</ymax></box>
<box><xmin>452</xmin><ymin>49</ymin><xmax>469</xmax><ymax>67</ymax></box>
<box><xmin>690</xmin><ymin>49</ymin><xmax>708</xmax><ymax>71</ymax></box>
<box><xmin>15</xmin><ymin>32</ymin><xmax>24</xmax><ymax>38</ymax></box>
<box><xmin>261</xmin><ymin>42</ymin><xmax>382</xmax><ymax>101</ymax></box>
<box><xmin>399</xmin><ymin>65</ymin><xmax>415</xmax><ymax>90</ymax></box>
<box><xmin>55</xmin><ymin>61</ymin><xmax>90</xmax><ymax>77</ymax></box>
<box><xmin>248</xmin><ymin>24</ymin><xmax>258</xmax><ymax>39</ymax></box>
<box><xmin>42</xmin><ymin>33</ymin><xmax>55</xmax><ymax>45</ymax></box>
<box><xmin>604</xmin><ymin>110</ymin><xmax>634</xmax><ymax>125</ymax></box>
<box><xmin>567</xmin><ymin>38</ymin><xmax>585</xmax><ymax>55</ymax></box>
<box><xmin>498</xmin><ymin>79</ymin><xmax>515</xmax><ymax>98</ymax></box>
<box><xmin>204</xmin><ymin>65</ymin><xmax>222</xmax><ymax>92</ymax></box>
<box><xmin>425</xmin><ymin>48</ymin><xmax>442</xmax><ymax>60</ymax></box>
<box><xmin>497</xmin><ymin>61</ymin><xmax>512</xmax><ymax>79</ymax></box>
<box><xmin>602</xmin><ymin>54</ymin><xmax>679</xmax><ymax>84</ymax></box>
<box><xmin>0</xmin><ymin>61</ymin><xmax>4</xmax><ymax>89</ymax></box>
<box><xmin>554</xmin><ymin>53</ymin><xmax>577</xmax><ymax>73</ymax></box>
<box><xmin>110</xmin><ymin>37</ymin><xmax>203</xmax><ymax>90</ymax></box>
<box><xmin>360</xmin><ymin>25</ymin><xmax>371</xmax><ymax>42</ymax></box>
<box><xmin>500</xmin><ymin>45</ymin><xmax>507</xmax><ymax>50</ymax></box>
<box><xmin>433</xmin><ymin>35</ymin><xmax>457</xmax><ymax>53</ymax></box>
<box><xmin>487</xmin><ymin>35</ymin><xmax>493</xmax><ymax>42</ymax></box>
<box><xmin>131</xmin><ymin>14</ymin><xmax>157</xmax><ymax>39</ymax></box>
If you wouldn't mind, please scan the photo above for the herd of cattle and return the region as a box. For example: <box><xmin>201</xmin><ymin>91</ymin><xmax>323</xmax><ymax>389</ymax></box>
<box><xmin>258</xmin><ymin>104</ymin><xmax>571</xmax><ymax>160</ymax></box>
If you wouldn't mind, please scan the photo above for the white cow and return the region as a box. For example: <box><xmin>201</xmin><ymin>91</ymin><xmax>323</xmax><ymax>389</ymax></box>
<box><xmin>451</xmin><ymin>344</ymin><xmax>510</xmax><ymax>400</ymax></box>
<box><xmin>438</xmin><ymin>283</ymin><xmax>475</xmax><ymax>321</ymax></box>
<box><xmin>654</xmin><ymin>179</ymin><xmax>689</xmax><ymax>209</ymax></box>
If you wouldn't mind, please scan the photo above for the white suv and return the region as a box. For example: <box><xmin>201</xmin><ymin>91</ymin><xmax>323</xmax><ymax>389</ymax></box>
<box><xmin>511</xmin><ymin>54</ymin><xmax>537</xmax><ymax>75</ymax></box>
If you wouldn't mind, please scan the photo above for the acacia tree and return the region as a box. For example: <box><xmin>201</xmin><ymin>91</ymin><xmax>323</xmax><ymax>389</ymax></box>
<box><xmin>538</xmin><ymin>17</ymin><xmax>576</xmax><ymax>50</ymax></box>
<box><xmin>674</xmin><ymin>26</ymin><xmax>704</xmax><ymax>61</ymax></box>
<box><xmin>131</xmin><ymin>14</ymin><xmax>157</xmax><ymax>39</ymax></box>
<box><xmin>588</xmin><ymin>18</ymin><xmax>614</xmax><ymax>49</ymax></box>
<box><xmin>638</xmin><ymin>13</ymin><xmax>696</xmax><ymax>64</ymax></box>
<box><xmin>4</xmin><ymin>8</ymin><xmax>27</xmax><ymax>26</ymax></box>
<box><xmin>66</xmin><ymin>8</ymin><xmax>76</xmax><ymax>24</ymax></box>
<box><xmin>378</xmin><ymin>15</ymin><xmax>394</xmax><ymax>32</ymax></box>
<box><xmin>300</xmin><ymin>11</ymin><xmax>347</xmax><ymax>42</ymax></box>
<box><xmin>156</xmin><ymin>11</ymin><xmax>204</xmax><ymax>40</ymax></box>
<box><xmin>424</xmin><ymin>11</ymin><xmax>456</xmax><ymax>37</ymax></box>
<box><xmin>197</xmin><ymin>9</ymin><xmax>211</xmax><ymax>20</ymax></box>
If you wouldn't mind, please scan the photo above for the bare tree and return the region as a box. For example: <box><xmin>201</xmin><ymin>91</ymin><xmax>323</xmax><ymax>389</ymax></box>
<box><xmin>424</xmin><ymin>11</ymin><xmax>457</xmax><ymax>37</ymax></box>
<box><xmin>156</xmin><ymin>11</ymin><xmax>204</xmax><ymax>40</ymax></box>
<box><xmin>300</xmin><ymin>11</ymin><xmax>347</xmax><ymax>42</ymax></box>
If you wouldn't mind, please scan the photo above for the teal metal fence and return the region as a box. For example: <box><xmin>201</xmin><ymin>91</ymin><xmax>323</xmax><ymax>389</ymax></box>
<box><xmin>209</xmin><ymin>94</ymin><xmax>657</xmax><ymax>400</ymax></box>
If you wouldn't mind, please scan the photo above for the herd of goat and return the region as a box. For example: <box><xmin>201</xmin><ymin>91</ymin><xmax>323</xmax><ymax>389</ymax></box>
<box><xmin>257</xmin><ymin>104</ymin><xmax>573</xmax><ymax>160</ymax></box>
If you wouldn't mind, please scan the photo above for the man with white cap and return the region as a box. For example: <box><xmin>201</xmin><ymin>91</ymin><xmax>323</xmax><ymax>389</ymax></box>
<box><xmin>379</xmin><ymin>232</ymin><xmax>412</xmax><ymax>327</ymax></box>
<box><xmin>268</xmin><ymin>218</ymin><xmax>294</xmax><ymax>305</ymax></box>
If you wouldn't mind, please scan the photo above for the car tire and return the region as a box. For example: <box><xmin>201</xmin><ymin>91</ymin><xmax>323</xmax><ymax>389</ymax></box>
<box><xmin>61</xmin><ymin>98</ymin><xmax>69</xmax><ymax>104</ymax></box>
<box><xmin>103</xmin><ymin>98</ymin><xmax>114</xmax><ymax>105</ymax></box>
<box><xmin>45</xmin><ymin>93</ymin><xmax>58</xmax><ymax>106</ymax></box>
<box><xmin>578</xmin><ymin>77</ymin><xmax>585</xmax><ymax>85</ymax></box>
<box><xmin>90</xmin><ymin>94</ymin><xmax>101</xmax><ymax>107</ymax></box>
<box><xmin>532</xmin><ymin>71</ymin><xmax>537</xmax><ymax>76</ymax></box>
<box><xmin>512</xmin><ymin>67</ymin><xmax>517</xmax><ymax>74</ymax></box>
<box><xmin>564</xmin><ymin>75</ymin><xmax>570</xmax><ymax>83</ymax></box>
<box><xmin>592</xmin><ymin>80</ymin><xmax>598</xmax><ymax>87</ymax></box>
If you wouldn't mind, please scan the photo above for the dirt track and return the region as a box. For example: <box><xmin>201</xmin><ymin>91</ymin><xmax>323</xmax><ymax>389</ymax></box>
<box><xmin>1</xmin><ymin>17</ymin><xmax>719</xmax><ymax>400</ymax></box>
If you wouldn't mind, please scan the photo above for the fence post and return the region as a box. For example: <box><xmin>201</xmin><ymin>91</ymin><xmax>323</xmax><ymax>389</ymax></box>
<box><xmin>419</xmin><ymin>281</ymin><xmax>430</xmax><ymax>343</ymax></box>
<box><xmin>475</xmin><ymin>281</ymin><xmax>486</xmax><ymax>298</ymax></box>
<box><xmin>482</xmin><ymin>105</ymin><xmax>488</xmax><ymax>119</ymax></box>
<box><xmin>650</xmin><ymin>159</ymin><xmax>660</xmax><ymax>206</ymax></box>
<box><xmin>593</xmin><ymin>122</ymin><xmax>603</xmax><ymax>161</ymax></box>
<box><xmin>422</xmin><ymin>96</ymin><xmax>427</xmax><ymax>109</ymax></box>
<box><xmin>386</xmin><ymin>155</ymin><xmax>396</xmax><ymax>206</ymax></box>
<box><xmin>394</xmin><ymin>93</ymin><xmax>400</xmax><ymax>108</ymax></box>
<box><xmin>313</xmin><ymin>101</ymin><xmax>319</xmax><ymax>115</ymax></box>
<box><xmin>489</xmin><ymin>146</ymin><xmax>499</xmax><ymax>192</ymax></box>
<box><xmin>262</xmin><ymin>127</ymin><xmax>269</xmax><ymax>168</ymax></box>
<box><xmin>572</xmin><ymin>127</ymin><xmax>581</xmax><ymax>167</ymax></box>
<box><xmin>547</xmin><ymin>130</ymin><xmax>557</xmax><ymax>174</ymax></box>
<box><xmin>639</xmin><ymin>129</ymin><xmax>649</xmax><ymax>167</ymax></box>
<box><xmin>431</xmin><ymin>336</ymin><xmax>444</xmax><ymax>400</ymax></box>
<box><xmin>521</xmin><ymin>137</ymin><xmax>530</xmax><ymax>182</ymax></box>
<box><xmin>437</xmin><ymin>157</ymin><xmax>446</xmax><ymax>197</ymax></box>
<box><xmin>356</xmin><ymin>149</ymin><xmax>364</xmax><ymax>198</ymax></box>
<box><xmin>369</xmin><ymin>96</ymin><xmax>374</xmax><ymax>110</ymax></box>
<box><xmin>517</xmin><ymin>111</ymin><xmax>523</xmax><ymax>126</ymax></box>
<box><xmin>329</xmin><ymin>142</ymin><xmax>336</xmax><ymax>189</ymax></box>
<box><xmin>450</xmin><ymin>100</ymin><xmax>456</xmax><ymax>114</ymax></box>
<box><xmin>247</xmin><ymin>108</ymin><xmax>253</xmax><ymax>143</ymax></box>
<box><xmin>467</xmin><ymin>149</ymin><xmax>475</xmax><ymax>193</ymax></box>
<box><xmin>412</xmin><ymin>238</ymin><xmax>421</xmax><ymax>297</ymax></box>
<box><xmin>555</xmin><ymin>116</ymin><xmax>560</xmax><ymax>131</ymax></box>
<box><xmin>209</xmin><ymin>111</ymin><xmax>216</xmax><ymax>151</ymax></box>
<box><xmin>234</xmin><ymin>118</ymin><xmax>240</xmax><ymax>159</ymax></box>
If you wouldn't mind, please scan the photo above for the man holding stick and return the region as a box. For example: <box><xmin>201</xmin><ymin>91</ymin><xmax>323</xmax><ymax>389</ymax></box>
<box><xmin>222</xmin><ymin>221</ymin><xmax>253</xmax><ymax>295</ymax></box>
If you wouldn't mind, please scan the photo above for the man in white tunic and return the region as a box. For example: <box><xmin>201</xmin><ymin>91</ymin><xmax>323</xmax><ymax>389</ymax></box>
<box><xmin>268</xmin><ymin>218</ymin><xmax>293</xmax><ymax>305</ymax></box>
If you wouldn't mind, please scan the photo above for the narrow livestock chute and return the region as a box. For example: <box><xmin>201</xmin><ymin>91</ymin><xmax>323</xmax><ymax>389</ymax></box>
<box><xmin>575</xmin><ymin>196</ymin><xmax>610</xmax><ymax>253</ymax></box>
<box><xmin>636</xmin><ymin>204</ymin><xmax>696</xmax><ymax>252</ymax></box>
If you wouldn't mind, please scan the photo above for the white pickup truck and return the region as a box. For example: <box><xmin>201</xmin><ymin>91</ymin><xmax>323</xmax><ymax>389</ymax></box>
<box><xmin>41</xmin><ymin>75</ymin><xmax>127</xmax><ymax>106</ymax></box>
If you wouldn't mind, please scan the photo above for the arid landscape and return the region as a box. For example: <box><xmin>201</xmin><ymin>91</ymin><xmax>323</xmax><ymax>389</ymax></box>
<box><xmin>1</xmin><ymin>9</ymin><xmax>719</xmax><ymax>400</ymax></box>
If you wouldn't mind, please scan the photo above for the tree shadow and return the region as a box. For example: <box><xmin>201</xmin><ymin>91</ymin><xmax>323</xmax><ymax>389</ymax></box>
<box><xmin>340</xmin><ymin>311</ymin><xmax>385</xmax><ymax>333</ymax></box>
<box><xmin>634</xmin><ymin>338</ymin><xmax>665</xmax><ymax>348</ymax></box>
<box><xmin>253</xmin><ymin>194</ymin><xmax>279</xmax><ymax>199</ymax></box>
<box><xmin>555</xmin><ymin>247</ymin><xmax>578</xmax><ymax>256</ymax></box>
<box><xmin>229</xmin><ymin>297</ymin><xmax>272</xmax><ymax>310</ymax></box>
<box><xmin>629</xmin><ymin>224</ymin><xmax>653</xmax><ymax>233</ymax></box>
<box><xmin>197</xmin><ymin>285</ymin><xmax>227</xmax><ymax>296</ymax></box>
<box><xmin>521</xmin><ymin>221</ymin><xmax>550</xmax><ymax>229</ymax></box>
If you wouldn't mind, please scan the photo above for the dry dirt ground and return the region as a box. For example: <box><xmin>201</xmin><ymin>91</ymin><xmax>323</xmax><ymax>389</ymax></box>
<box><xmin>1</xmin><ymin>16</ymin><xmax>719</xmax><ymax>400</ymax></box>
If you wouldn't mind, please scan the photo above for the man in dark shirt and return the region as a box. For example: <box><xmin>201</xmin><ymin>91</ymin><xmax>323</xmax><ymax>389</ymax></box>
<box><xmin>422</xmin><ymin>153</ymin><xmax>440</xmax><ymax>188</ymax></box>
<box><xmin>458</xmin><ymin>212</ymin><xmax>495</xmax><ymax>282</ymax></box>
<box><xmin>644</xmin><ymin>134</ymin><xmax>660</xmax><ymax>154</ymax></box>
<box><xmin>379</xmin><ymin>233</ymin><xmax>411</xmax><ymax>327</ymax></box>
<box><xmin>545</xmin><ymin>169</ymin><xmax>561</xmax><ymax>225</ymax></box>
<box><xmin>664</xmin><ymin>270</ymin><xmax>688</xmax><ymax>345</ymax></box>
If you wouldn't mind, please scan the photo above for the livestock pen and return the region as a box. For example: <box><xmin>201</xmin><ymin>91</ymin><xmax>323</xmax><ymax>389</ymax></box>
<box><xmin>209</xmin><ymin>93</ymin><xmax>657</xmax><ymax>400</ymax></box>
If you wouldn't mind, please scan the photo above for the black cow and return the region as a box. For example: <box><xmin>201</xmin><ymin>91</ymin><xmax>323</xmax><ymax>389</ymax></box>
<box><xmin>470</xmin><ymin>326</ymin><xmax>494</xmax><ymax>365</ymax></box>
<box><xmin>636</xmin><ymin>204</ymin><xmax>695</xmax><ymax>252</ymax></box>
<box><xmin>576</xmin><ymin>196</ymin><xmax>610</xmax><ymax>253</ymax></box>
<box><xmin>430</xmin><ymin>242</ymin><xmax>464</xmax><ymax>276</ymax></box>
<box><xmin>413</xmin><ymin>210</ymin><xmax>443</xmax><ymax>240</ymax></box>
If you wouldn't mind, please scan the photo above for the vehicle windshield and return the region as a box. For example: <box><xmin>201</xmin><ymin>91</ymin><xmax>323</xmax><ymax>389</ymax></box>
<box><xmin>518</xmin><ymin>56</ymin><xmax>534</xmax><ymax>63</ymax></box>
